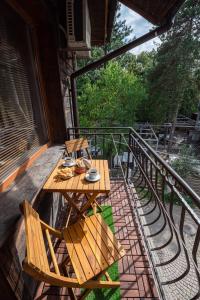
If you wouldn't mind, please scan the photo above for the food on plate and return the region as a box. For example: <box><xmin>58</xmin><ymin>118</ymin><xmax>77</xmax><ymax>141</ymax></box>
<box><xmin>75</xmin><ymin>158</ymin><xmax>86</xmax><ymax>174</ymax></box>
<box><xmin>76</xmin><ymin>158</ymin><xmax>85</xmax><ymax>168</ymax></box>
<box><xmin>56</xmin><ymin>167</ymin><xmax>73</xmax><ymax>180</ymax></box>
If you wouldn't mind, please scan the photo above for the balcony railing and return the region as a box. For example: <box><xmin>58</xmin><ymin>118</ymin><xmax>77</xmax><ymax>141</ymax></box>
<box><xmin>68</xmin><ymin>127</ymin><xmax>200</xmax><ymax>300</ymax></box>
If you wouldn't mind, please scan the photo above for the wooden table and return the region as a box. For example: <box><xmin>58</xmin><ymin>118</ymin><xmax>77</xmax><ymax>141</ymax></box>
<box><xmin>43</xmin><ymin>159</ymin><xmax>110</xmax><ymax>221</ymax></box>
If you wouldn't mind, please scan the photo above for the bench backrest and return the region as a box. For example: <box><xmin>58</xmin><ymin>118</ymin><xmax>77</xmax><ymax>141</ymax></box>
<box><xmin>65</xmin><ymin>137</ymin><xmax>91</xmax><ymax>159</ymax></box>
<box><xmin>23</xmin><ymin>200</ymin><xmax>50</xmax><ymax>273</ymax></box>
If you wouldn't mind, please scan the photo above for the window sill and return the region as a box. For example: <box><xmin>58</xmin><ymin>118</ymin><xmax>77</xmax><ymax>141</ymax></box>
<box><xmin>0</xmin><ymin>144</ymin><xmax>64</xmax><ymax>247</ymax></box>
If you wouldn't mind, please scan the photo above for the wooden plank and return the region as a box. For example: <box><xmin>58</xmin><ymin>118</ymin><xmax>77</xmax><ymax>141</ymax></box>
<box><xmin>73</xmin><ymin>222</ymin><xmax>102</xmax><ymax>276</ymax></box>
<box><xmin>103</xmin><ymin>160</ymin><xmax>110</xmax><ymax>191</ymax></box>
<box><xmin>70</xmin><ymin>172</ymin><xmax>81</xmax><ymax>191</ymax></box>
<box><xmin>45</xmin><ymin>229</ymin><xmax>60</xmax><ymax>275</ymax></box>
<box><xmin>76</xmin><ymin>172</ymin><xmax>84</xmax><ymax>191</ymax></box>
<box><xmin>93</xmin><ymin>160</ymin><xmax>100</xmax><ymax>192</ymax></box>
<box><xmin>67</xmin><ymin>226</ymin><xmax>95</xmax><ymax>280</ymax></box>
<box><xmin>99</xmin><ymin>160</ymin><xmax>105</xmax><ymax>191</ymax></box>
<box><xmin>24</xmin><ymin>201</ymin><xmax>35</xmax><ymax>266</ymax></box>
<box><xmin>78</xmin><ymin>169</ymin><xmax>92</xmax><ymax>191</ymax></box>
<box><xmin>65</xmin><ymin>138</ymin><xmax>89</xmax><ymax>154</ymax></box>
<box><xmin>80</xmin><ymin>192</ymin><xmax>98</xmax><ymax>213</ymax></box>
<box><xmin>32</xmin><ymin>208</ymin><xmax>49</xmax><ymax>272</ymax></box>
<box><xmin>40</xmin><ymin>220</ymin><xmax>62</xmax><ymax>239</ymax></box>
<box><xmin>64</xmin><ymin>170</ymin><xmax>76</xmax><ymax>190</ymax></box>
<box><xmin>93</xmin><ymin>214</ymin><xmax>125</xmax><ymax>258</ymax></box>
<box><xmin>90</xmin><ymin>214</ymin><xmax>125</xmax><ymax>260</ymax></box>
<box><xmin>35</xmin><ymin>218</ymin><xmax>50</xmax><ymax>273</ymax></box>
<box><xmin>27</xmin><ymin>204</ymin><xmax>41</xmax><ymax>270</ymax></box>
<box><xmin>24</xmin><ymin>201</ymin><xmax>50</xmax><ymax>273</ymax></box>
<box><xmin>85</xmin><ymin>216</ymin><xmax>115</xmax><ymax>266</ymax></box>
<box><xmin>65</xmin><ymin>206</ymin><xmax>73</xmax><ymax>228</ymax></box>
<box><xmin>78</xmin><ymin>220</ymin><xmax>109</xmax><ymax>270</ymax></box>
<box><xmin>63</xmin><ymin>228</ymin><xmax>87</xmax><ymax>284</ymax></box>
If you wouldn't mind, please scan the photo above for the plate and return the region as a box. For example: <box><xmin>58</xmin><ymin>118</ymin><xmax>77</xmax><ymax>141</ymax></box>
<box><xmin>62</xmin><ymin>161</ymin><xmax>76</xmax><ymax>167</ymax></box>
<box><xmin>85</xmin><ymin>173</ymin><xmax>101</xmax><ymax>182</ymax></box>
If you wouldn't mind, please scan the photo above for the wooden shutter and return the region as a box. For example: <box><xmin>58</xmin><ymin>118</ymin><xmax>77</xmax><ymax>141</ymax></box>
<box><xmin>0</xmin><ymin>2</ymin><xmax>47</xmax><ymax>184</ymax></box>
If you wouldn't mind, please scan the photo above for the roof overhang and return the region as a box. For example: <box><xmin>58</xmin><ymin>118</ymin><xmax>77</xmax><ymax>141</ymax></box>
<box><xmin>88</xmin><ymin>0</ymin><xmax>117</xmax><ymax>46</ymax></box>
<box><xmin>119</xmin><ymin>0</ymin><xmax>185</xmax><ymax>26</ymax></box>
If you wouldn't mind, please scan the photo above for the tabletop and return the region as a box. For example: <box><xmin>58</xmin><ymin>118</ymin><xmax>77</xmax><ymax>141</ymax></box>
<box><xmin>43</xmin><ymin>159</ymin><xmax>110</xmax><ymax>193</ymax></box>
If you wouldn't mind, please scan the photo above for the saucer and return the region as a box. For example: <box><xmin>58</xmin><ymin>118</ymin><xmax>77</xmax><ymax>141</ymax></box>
<box><xmin>85</xmin><ymin>173</ymin><xmax>101</xmax><ymax>182</ymax></box>
<box><xmin>62</xmin><ymin>160</ymin><xmax>76</xmax><ymax>167</ymax></box>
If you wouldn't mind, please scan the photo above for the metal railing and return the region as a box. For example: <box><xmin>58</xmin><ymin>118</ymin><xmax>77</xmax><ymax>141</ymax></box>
<box><xmin>67</xmin><ymin>127</ymin><xmax>200</xmax><ymax>300</ymax></box>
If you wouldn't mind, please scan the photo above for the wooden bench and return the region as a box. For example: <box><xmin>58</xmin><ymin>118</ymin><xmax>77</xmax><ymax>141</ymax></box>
<box><xmin>22</xmin><ymin>200</ymin><xmax>125</xmax><ymax>299</ymax></box>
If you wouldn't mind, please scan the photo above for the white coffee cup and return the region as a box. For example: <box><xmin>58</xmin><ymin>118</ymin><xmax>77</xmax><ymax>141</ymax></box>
<box><xmin>65</xmin><ymin>157</ymin><xmax>73</xmax><ymax>163</ymax></box>
<box><xmin>88</xmin><ymin>168</ymin><xmax>98</xmax><ymax>179</ymax></box>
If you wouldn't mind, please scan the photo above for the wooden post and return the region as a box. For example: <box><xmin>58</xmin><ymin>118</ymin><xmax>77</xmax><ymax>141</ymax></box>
<box><xmin>71</xmin><ymin>53</ymin><xmax>80</xmax><ymax>138</ymax></box>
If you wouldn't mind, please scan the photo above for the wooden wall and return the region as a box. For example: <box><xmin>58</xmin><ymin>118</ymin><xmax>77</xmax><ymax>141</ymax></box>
<box><xmin>0</xmin><ymin>1</ymin><xmax>70</xmax><ymax>298</ymax></box>
<box><xmin>6</xmin><ymin>0</ymin><xmax>68</xmax><ymax>144</ymax></box>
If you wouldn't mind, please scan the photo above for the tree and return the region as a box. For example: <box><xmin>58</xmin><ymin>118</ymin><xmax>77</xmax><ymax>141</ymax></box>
<box><xmin>77</xmin><ymin>3</ymin><xmax>133</xmax><ymax>68</ymax></box>
<box><xmin>77</xmin><ymin>4</ymin><xmax>143</xmax><ymax>128</ymax></box>
<box><xmin>103</xmin><ymin>3</ymin><xmax>133</xmax><ymax>54</ymax></box>
<box><xmin>171</xmin><ymin>145</ymin><xmax>196</xmax><ymax>179</ymax></box>
<box><xmin>78</xmin><ymin>61</ymin><xmax>146</xmax><ymax>127</ymax></box>
<box><xmin>145</xmin><ymin>0</ymin><xmax>200</xmax><ymax>128</ymax></box>
<box><xmin>77</xmin><ymin>3</ymin><xmax>133</xmax><ymax>82</ymax></box>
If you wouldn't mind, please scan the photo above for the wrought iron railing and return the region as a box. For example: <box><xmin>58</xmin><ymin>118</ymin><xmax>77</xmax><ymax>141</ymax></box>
<box><xmin>67</xmin><ymin>127</ymin><xmax>200</xmax><ymax>300</ymax></box>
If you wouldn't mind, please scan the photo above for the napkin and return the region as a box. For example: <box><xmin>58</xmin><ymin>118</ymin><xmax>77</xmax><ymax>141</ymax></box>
<box><xmin>82</xmin><ymin>158</ymin><xmax>91</xmax><ymax>169</ymax></box>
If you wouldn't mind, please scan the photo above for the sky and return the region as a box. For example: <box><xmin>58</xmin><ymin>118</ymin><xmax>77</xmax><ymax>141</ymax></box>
<box><xmin>119</xmin><ymin>4</ymin><xmax>161</xmax><ymax>55</ymax></box>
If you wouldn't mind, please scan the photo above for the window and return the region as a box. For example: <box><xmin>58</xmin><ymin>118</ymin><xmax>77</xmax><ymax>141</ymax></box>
<box><xmin>0</xmin><ymin>2</ymin><xmax>47</xmax><ymax>184</ymax></box>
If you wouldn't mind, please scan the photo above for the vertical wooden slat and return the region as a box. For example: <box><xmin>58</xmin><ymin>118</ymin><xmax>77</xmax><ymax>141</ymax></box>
<box><xmin>45</xmin><ymin>229</ymin><xmax>60</xmax><ymax>275</ymax></box>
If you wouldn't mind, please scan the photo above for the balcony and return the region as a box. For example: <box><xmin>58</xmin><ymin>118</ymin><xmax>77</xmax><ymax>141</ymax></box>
<box><xmin>34</xmin><ymin>127</ymin><xmax>200</xmax><ymax>300</ymax></box>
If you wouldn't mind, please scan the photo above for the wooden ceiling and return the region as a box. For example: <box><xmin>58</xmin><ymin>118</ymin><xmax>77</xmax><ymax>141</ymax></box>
<box><xmin>88</xmin><ymin>0</ymin><xmax>117</xmax><ymax>46</ymax></box>
<box><xmin>119</xmin><ymin>0</ymin><xmax>185</xmax><ymax>25</ymax></box>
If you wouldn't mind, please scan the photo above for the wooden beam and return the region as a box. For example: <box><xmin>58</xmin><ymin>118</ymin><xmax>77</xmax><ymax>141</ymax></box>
<box><xmin>6</xmin><ymin>0</ymin><xmax>35</xmax><ymax>24</ymax></box>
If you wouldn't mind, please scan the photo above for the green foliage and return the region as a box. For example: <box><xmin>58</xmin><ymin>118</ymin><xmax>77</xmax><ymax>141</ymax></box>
<box><xmin>77</xmin><ymin>3</ymin><xmax>133</xmax><ymax>68</ymax></box>
<box><xmin>104</xmin><ymin>3</ymin><xmax>133</xmax><ymax>54</ymax></box>
<box><xmin>171</xmin><ymin>145</ymin><xmax>196</xmax><ymax>178</ymax></box>
<box><xmin>76</xmin><ymin>4</ymin><xmax>155</xmax><ymax>128</ymax></box>
<box><xmin>76</xmin><ymin>0</ymin><xmax>200</xmax><ymax>129</ymax></box>
<box><xmin>78</xmin><ymin>61</ymin><xmax>146</xmax><ymax>127</ymax></box>
<box><xmin>143</xmin><ymin>0</ymin><xmax>200</xmax><ymax>124</ymax></box>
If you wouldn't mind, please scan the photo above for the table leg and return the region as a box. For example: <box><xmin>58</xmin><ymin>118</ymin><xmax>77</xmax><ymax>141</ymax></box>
<box><xmin>94</xmin><ymin>199</ymin><xmax>102</xmax><ymax>212</ymax></box>
<box><xmin>85</xmin><ymin>193</ymin><xmax>102</xmax><ymax>214</ymax></box>
<box><xmin>65</xmin><ymin>205</ymin><xmax>73</xmax><ymax>227</ymax></box>
<box><xmin>80</xmin><ymin>192</ymin><xmax>99</xmax><ymax>214</ymax></box>
<box><xmin>62</xmin><ymin>192</ymin><xmax>83</xmax><ymax>217</ymax></box>
<box><xmin>93</xmin><ymin>202</ymin><xmax>97</xmax><ymax>214</ymax></box>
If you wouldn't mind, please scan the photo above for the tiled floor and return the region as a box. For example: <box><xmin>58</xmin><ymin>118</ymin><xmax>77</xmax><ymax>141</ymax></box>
<box><xmin>35</xmin><ymin>180</ymin><xmax>159</xmax><ymax>300</ymax></box>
